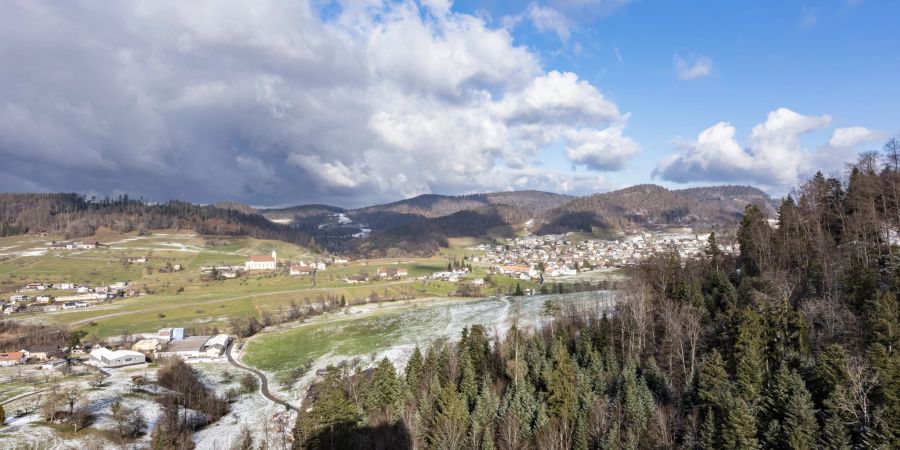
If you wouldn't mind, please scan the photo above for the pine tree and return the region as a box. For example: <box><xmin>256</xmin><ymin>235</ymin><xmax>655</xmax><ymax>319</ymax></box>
<box><xmin>472</xmin><ymin>379</ymin><xmax>500</xmax><ymax>450</ymax></box>
<box><xmin>458</xmin><ymin>352</ymin><xmax>478</xmax><ymax>409</ymax></box>
<box><xmin>820</xmin><ymin>394</ymin><xmax>851</xmax><ymax>450</ymax></box>
<box><xmin>720</xmin><ymin>395</ymin><xmax>760</xmax><ymax>450</ymax></box>
<box><xmin>0</xmin><ymin>404</ymin><xmax>5</xmax><ymax>426</ymax></box>
<box><xmin>762</xmin><ymin>367</ymin><xmax>818</xmax><ymax>450</ymax></box>
<box><xmin>865</xmin><ymin>291</ymin><xmax>899</xmax><ymax>352</ymax></box>
<box><xmin>545</xmin><ymin>340</ymin><xmax>578</xmax><ymax>420</ymax></box>
<box><xmin>737</xmin><ymin>203</ymin><xmax>769</xmax><ymax>276</ymax></box>
<box><xmin>406</xmin><ymin>346</ymin><xmax>425</xmax><ymax>392</ymax></box>
<box><xmin>367</xmin><ymin>357</ymin><xmax>402</xmax><ymax>420</ymax></box>
<box><xmin>782</xmin><ymin>384</ymin><xmax>819</xmax><ymax>450</ymax></box>
<box><xmin>698</xmin><ymin>350</ymin><xmax>729</xmax><ymax>412</ymax></box>
<box><xmin>621</xmin><ymin>360</ymin><xmax>655</xmax><ymax>447</ymax></box>
<box><xmin>699</xmin><ymin>409</ymin><xmax>718</xmax><ymax>449</ymax></box>
<box><xmin>514</xmin><ymin>283</ymin><xmax>524</xmax><ymax>296</ymax></box>
<box><xmin>294</xmin><ymin>366</ymin><xmax>360</xmax><ymax>449</ymax></box>
<box><xmin>733</xmin><ymin>306</ymin><xmax>765</xmax><ymax>408</ymax></box>
<box><xmin>706</xmin><ymin>231</ymin><xmax>722</xmax><ymax>271</ymax></box>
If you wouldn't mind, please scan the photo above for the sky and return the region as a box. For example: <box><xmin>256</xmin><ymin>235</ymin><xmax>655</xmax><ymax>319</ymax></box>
<box><xmin>1</xmin><ymin>0</ymin><xmax>898</xmax><ymax>208</ymax></box>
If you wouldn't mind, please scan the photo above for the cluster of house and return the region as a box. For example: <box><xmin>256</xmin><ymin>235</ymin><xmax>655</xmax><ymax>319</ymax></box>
<box><xmin>199</xmin><ymin>264</ymin><xmax>245</xmax><ymax>279</ymax></box>
<box><xmin>477</xmin><ymin>231</ymin><xmax>734</xmax><ymax>279</ymax></box>
<box><xmin>200</xmin><ymin>249</ymin><xmax>335</xmax><ymax>278</ymax></box>
<box><xmin>47</xmin><ymin>240</ymin><xmax>100</xmax><ymax>250</ymax></box>
<box><xmin>428</xmin><ymin>267</ymin><xmax>472</xmax><ymax>282</ymax></box>
<box><xmin>343</xmin><ymin>266</ymin><xmax>410</xmax><ymax>284</ymax></box>
<box><xmin>130</xmin><ymin>328</ymin><xmax>231</xmax><ymax>360</ymax></box>
<box><xmin>290</xmin><ymin>260</ymin><xmax>327</xmax><ymax>276</ymax></box>
<box><xmin>1</xmin><ymin>281</ymin><xmax>135</xmax><ymax>315</ymax></box>
<box><xmin>0</xmin><ymin>345</ymin><xmax>80</xmax><ymax>370</ymax></box>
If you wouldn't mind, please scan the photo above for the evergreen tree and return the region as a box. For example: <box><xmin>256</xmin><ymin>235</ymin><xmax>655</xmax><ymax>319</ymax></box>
<box><xmin>699</xmin><ymin>408</ymin><xmax>718</xmax><ymax>449</ymax></box>
<box><xmin>698</xmin><ymin>350</ymin><xmax>729</xmax><ymax>412</ymax></box>
<box><xmin>406</xmin><ymin>346</ymin><xmax>425</xmax><ymax>392</ymax></box>
<box><xmin>733</xmin><ymin>306</ymin><xmax>765</xmax><ymax>407</ymax></box>
<box><xmin>737</xmin><ymin>203</ymin><xmax>769</xmax><ymax>276</ymax></box>
<box><xmin>621</xmin><ymin>360</ymin><xmax>655</xmax><ymax>448</ymax></box>
<box><xmin>706</xmin><ymin>231</ymin><xmax>722</xmax><ymax>271</ymax></box>
<box><xmin>820</xmin><ymin>393</ymin><xmax>851</xmax><ymax>450</ymax></box>
<box><xmin>366</xmin><ymin>357</ymin><xmax>402</xmax><ymax>420</ymax></box>
<box><xmin>720</xmin><ymin>395</ymin><xmax>760</xmax><ymax>450</ymax></box>
<box><xmin>458</xmin><ymin>351</ymin><xmax>478</xmax><ymax>409</ymax></box>
<box><xmin>0</xmin><ymin>404</ymin><xmax>5</xmax><ymax>426</ymax></box>
<box><xmin>294</xmin><ymin>366</ymin><xmax>360</xmax><ymax>449</ymax></box>
<box><xmin>762</xmin><ymin>367</ymin><xmax>818</xmax><ymax>450</ymax></box>
<box><xmin>545</xmin><ymin>340</ymin><xmax>578</xmax><ymax>420</ymax></box>
<box><xmin>514</xmin><ymin>283</ymin><xmax>524</xmax><ymax>296</ymax></box>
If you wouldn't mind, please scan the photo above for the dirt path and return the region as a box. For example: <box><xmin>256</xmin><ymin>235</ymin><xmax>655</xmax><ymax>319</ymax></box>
<box><xmin>1</xmin><ymin>388</ymin><xmax>50</xmax><ymax>406</ymax></box>
<box><xmin>226</xmin><ymin>344</ymin><xmax>298</xmax><ymax>412</ymax></box>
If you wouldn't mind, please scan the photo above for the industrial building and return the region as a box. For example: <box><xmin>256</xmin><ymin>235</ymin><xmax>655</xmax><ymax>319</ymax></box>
<box><xmin>158</xmin><ymin>334</ymin><xmax>231</xmax><ymax>359</ymax></box>
<box><xmin>89</xmin><ymin>347</ymin><xmax>146</xmax><ymax>368</ymax></box>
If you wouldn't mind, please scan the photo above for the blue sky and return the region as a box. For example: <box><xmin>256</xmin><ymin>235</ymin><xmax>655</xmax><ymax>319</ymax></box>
<box><xmin>453</xmin><ymin>0</ymin><xmax>900</xmax><ymax>191</ymax></box>
<box><xmin>0</xmin><ymin>0</ymin><xmax>897</xmax><ymax>206</ymax></box>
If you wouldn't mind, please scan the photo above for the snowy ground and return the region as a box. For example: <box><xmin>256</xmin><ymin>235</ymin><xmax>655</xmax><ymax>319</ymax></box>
<box><xmin>0</xmin><ymin>363</ymin><xmax>162</xmax><ymax>450</ymax></box>
<box><xmin>189</xmin><ymin>361</ymin><xmax>296</xmax><ymax>450</ymax></box>
<box><xmin>245</xmin><ymin>291</ymin><xmax>617</xmax><ymax>406</ymax></box>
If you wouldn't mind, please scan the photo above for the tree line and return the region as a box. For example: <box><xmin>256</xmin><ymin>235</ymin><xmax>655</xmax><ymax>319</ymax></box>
<box><xmin>0</xmin><ymin>193</ymin><xmax>315</xmax><ymax>246</ymax></box>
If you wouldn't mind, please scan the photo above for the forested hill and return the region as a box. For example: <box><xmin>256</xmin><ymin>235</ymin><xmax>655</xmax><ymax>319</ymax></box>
<box><xmin>259</xmin><ymin>204</ymin><xmax>347</xmax><ymax>222</ymax></box>
<box><xmin>675</xmin><ymin>185</ymin><xmax>776</xmax><ymax>216</ymax></box>
<box><xmin>350</xmin><ymin>190</ymin><xmax>570</xmax><ymax>224</ymax></box>
<box><xmin>536</xmin><ymin>184</ymin><xmax>773</xmax><ymax>234</ymax></box>
<box><xmin>292</xmin><ymin>141</ymin><xmax>900</xmax><ymax>450</ymax></box>
<box><xmin>0</xmin><ymin>193</ymin><xmax>315</xmax><ymax>246</ymax></box>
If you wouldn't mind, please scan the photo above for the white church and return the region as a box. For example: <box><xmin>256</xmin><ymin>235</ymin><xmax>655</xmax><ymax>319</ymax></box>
<box><xmin>245</xmin><ymin>248</ymin><xmax>277</xmax><ymax>271</ymax></box>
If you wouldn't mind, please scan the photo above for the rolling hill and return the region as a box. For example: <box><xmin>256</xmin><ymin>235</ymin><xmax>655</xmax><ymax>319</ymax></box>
<box><xmin>0</xmin><ymin>193</ymin><xmax>316</xmax><ymax>246</ymax></box>
<box><xmin>536</xmin><ymin>184</ymin><xmax>774</xmax><ymax>234</ymax></box>
<box><xmin>0</xmin><ymin>185</ymin><xmax>773</xmax><ymax>256</ymax></box>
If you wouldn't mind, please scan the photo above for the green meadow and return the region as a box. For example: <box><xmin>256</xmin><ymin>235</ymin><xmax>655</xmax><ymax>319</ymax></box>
<box><xmin>1</xmin><ymin>230</ymin><xmax>497</xmax><ymax>339</ymax></box>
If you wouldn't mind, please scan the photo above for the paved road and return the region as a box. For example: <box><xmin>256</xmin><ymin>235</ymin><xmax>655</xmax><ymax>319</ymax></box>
<box><xmin>225</xmin><ymin>343</ymin><xmax>298</xmax><ymax>412</ymax></box>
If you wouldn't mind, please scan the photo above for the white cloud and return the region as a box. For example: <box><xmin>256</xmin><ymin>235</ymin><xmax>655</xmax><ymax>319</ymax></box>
<box><xmin>653</xmin><ymin>108</ymin><xmax>831</xmax><ymax>189</ymax></box>
<box><xmin>526</xmin><ymin>4</ymin><xmax>573</xmax><ymax>43</ymax></box>
<box><xmin>0</xmin><ymin>0</ymin><xmax>636</xmax><ymax>205</ymax></box>
<box><xmin>674</xmin><ymin>55</ymin><xmax>713</xmax><ymax>81</ymax></box>
<box><xmin>564</xmin><ymin>120</ymin><xmax>640</xmax><ymax>171</ymax></box>
<box><xmin>653</xmin><ymin>108</ymin><xmax>884</xmax><ymax>190</ymax></box>
<box><xmin>827</xmin><ymin>126</ymin><xmax>886</xmax><ymax>149</ymax></box>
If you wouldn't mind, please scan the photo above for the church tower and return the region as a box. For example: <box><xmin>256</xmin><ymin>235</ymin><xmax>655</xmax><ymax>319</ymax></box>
<box><xmin>271</xmin><ymin>247</ymin><xmax>277</xmax><ymax>263</ymax></box>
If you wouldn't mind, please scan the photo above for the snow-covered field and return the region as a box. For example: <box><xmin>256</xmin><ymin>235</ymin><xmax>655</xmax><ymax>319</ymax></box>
<box><xmin>245</xmin><ymin>291</ymin><xmax>618</xmax><ymax>404</ymax></box>
<box><xmin>0</xmin><ymin>359</ymin><xmax>295</xmax><ymax>449</ymax></box>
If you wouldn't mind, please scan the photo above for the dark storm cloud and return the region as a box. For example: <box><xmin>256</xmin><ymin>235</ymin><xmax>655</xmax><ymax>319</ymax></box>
<box><xmin>0</xmin><ymin>0</ymin><xmax>640</xmax><ymax>206</ymax></box>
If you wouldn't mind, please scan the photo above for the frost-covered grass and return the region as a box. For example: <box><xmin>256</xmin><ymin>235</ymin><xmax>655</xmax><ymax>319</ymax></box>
<box><xmin>243</xmin><ymin>291</ymin><xmax>617</xmax><ymax>374</ymax></box>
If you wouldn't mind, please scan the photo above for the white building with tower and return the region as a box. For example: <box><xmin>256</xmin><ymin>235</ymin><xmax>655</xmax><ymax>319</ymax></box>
<box><xmin>245</xmin><ymin>248</ymin><xmax>277</xmax><ymax>271</ymax></box>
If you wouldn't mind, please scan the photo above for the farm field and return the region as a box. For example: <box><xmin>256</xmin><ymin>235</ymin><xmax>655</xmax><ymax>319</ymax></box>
<box><xmin>1</xmin><ymin>230</ymin><xmax>510</xmax><ymax>339</ymax></box>
<box><xmin>241</xmin><ymin>290</ymin><xmax>617</xmax><ymax>379</ymax></box>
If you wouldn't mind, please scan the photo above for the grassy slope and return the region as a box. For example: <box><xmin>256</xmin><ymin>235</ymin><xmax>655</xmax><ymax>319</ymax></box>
<box><xmin>2</xmin><ymin>230</ymin><xmax>494</xmax><ymax>339</ymax></box>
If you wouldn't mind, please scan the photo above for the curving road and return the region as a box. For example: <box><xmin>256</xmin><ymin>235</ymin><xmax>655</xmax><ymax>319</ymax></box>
<box><xmin>225</xmin><ymin>343</ymin><xmax>298</xmax><ymax>412</ymax></box>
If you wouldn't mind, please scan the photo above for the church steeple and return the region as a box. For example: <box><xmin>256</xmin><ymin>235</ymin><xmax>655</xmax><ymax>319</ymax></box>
<box><xmin>271</xmin><ymin>246</ymin><xmax>277</xmax><ymax>262</ymax></box>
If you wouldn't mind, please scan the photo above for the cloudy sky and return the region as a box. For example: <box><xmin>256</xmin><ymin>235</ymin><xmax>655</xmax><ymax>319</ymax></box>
<box><xmin>1</xmin><ymin>0</ymin><xmax>898</xmax><ymax>207</ymax></box>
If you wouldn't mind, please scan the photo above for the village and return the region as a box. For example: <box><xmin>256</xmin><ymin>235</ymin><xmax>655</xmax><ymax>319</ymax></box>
<box><xmin>477</xmin><ymin>229</ymin><xmax>734</xmax><ymax>280</ymax></box>
<box><xmin>2</xmin><ymin>280</ymin><xmax>140</xmax><ymax>316</ymax></box>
